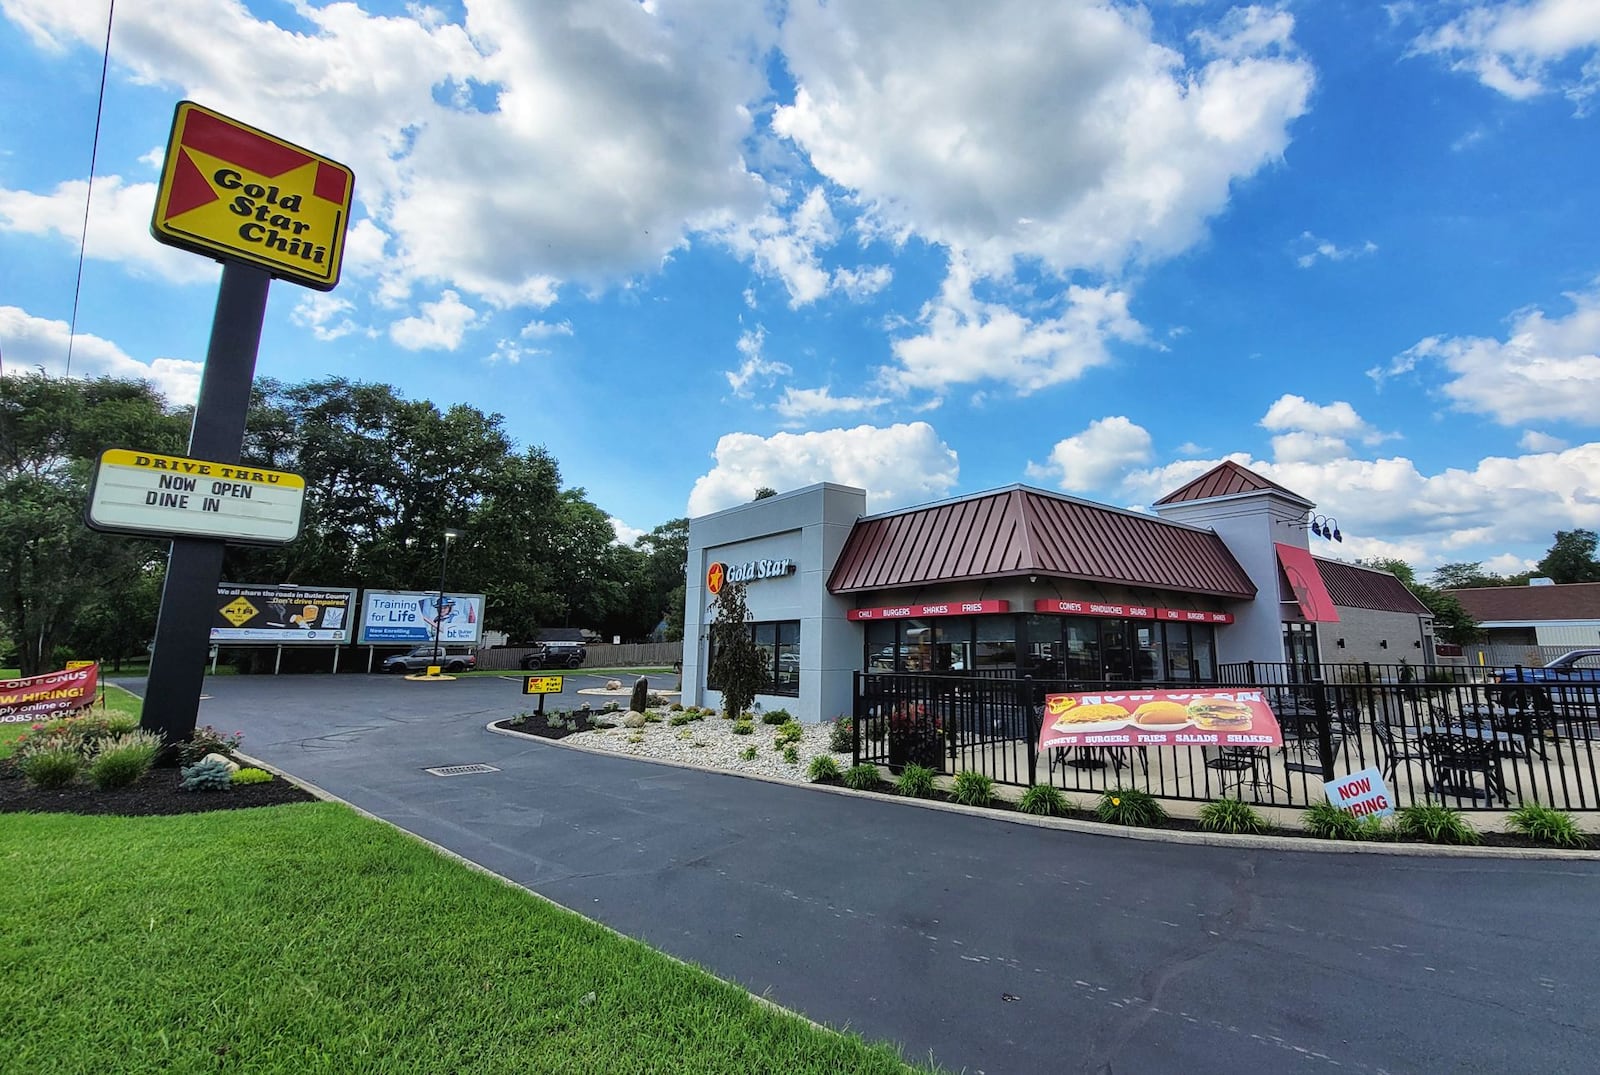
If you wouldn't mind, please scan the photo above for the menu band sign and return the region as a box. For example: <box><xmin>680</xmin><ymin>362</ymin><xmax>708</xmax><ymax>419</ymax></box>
<box><xmin>210</xmin><ymin>584</ymin><xmax>358</xmax><ymax>644</ymax></box>
<box><xmin>849</xmin><ymin>600</ymin><xmax>1009</xmax><ymax>621</ymax></box>
<box><xmin>0</xmin><ymin>666</ymin><xmax>99</xmax><ymax>724</ymax></box>
<box><xmin>86</xmin><ymin>449</ymin><xmax>305</xmax><ymax>545</ymax></box>
<box><xmin>1038</xmin><ymin>689</ymin><xmax>1282</xmax><ymax>750</ymax></box>
<box><xmin>1032</xmin><ymin>600</ymin><xmax>1233</xmax><ymax>623</ymax></box>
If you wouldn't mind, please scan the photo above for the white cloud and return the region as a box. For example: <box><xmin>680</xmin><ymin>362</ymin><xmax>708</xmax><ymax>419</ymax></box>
<box><xmin>1374</xmin><ymin>281</ymin><xmax>1600</xmax><ymax>425</ymax></box>
<box><xmin>0</xmin><ymin>175</ymin><xmax>219</xmax><ymax>285</ymax></box>
<box><xmin>520</xmin><ymin>318</ymin><xmax>574</xmax><ymax>339</ymax></box>
<box><xmin>609</xmin><ymin>516</ymin><xmax>646</xmax><ymax>545</ymax></box>
<box><xmin>1294</xmin><ymin>231</ymin><xmax>1378</xmax><ymax>268</ymax></box>
<box><xmin>1519</xmin><ymin>430</ymin><xmax>1569</xmax><ymax>451</ymax></box>
<box><xmin>1411</xmin><ymin>1</ymin><xmax>1600</xmax><ymax>112</ymax></box>
<box><xmin>0</xmin><ymin>305</ymin><xmax>202</xmax><ymax>404</ymax></box>
<box><xmin>1027</xmin><ymin>416</ymin><xmax>1153</xmax><ymax>493</ymax></box>
<box><xmin>724</xmin><ymin>325</ymin><xmax>791</xmax><ymax>396</ymax></box>
<box><xmin>774</xmin><ymin>0</ymin><xmax>1313</xmax><ymax>275</ymax></box>
<box><xmin>686</xmin><ymin>421</ymin><xmax>959</xmax><ymax>515</ymax></box>
<box><xmin>831</xmin><ymin>264</ymin><xmax>892</xmax><ymax>301</ymax></box>
<box><xmin>771</xmin><ymin>386</ymin><xmax>888</xmax><ymax>424</ymax></box>
<box><xmin>291</xmin><ymin>295</ymin><xmax>360</xmax><ymax>342</ymax></box>
<box><xmin>389</xmin><ymin>290</ymin><xmax>480</xmax><ymax>350</ymax></box>
<box><xmin>883</xmin><ymin>258</ymin><xmax>1145</xmax><ymax>394</ymax></box>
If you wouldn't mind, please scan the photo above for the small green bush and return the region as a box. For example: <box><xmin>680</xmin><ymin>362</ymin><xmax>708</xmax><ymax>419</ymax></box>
<box><xmin>668</xmin><ymin>713</ymin><xmax>695</xmax><ymax>726</ymax></box>
<box><xmin>21</xmin><ymin>744</ymin><xmax>81</xmax><ymax>789</ymax></box>
<box><xmin>1018</xmin><ymin>784</ymin><xmax>1071</xmax><ymax>817</ymax></box>
<box><xmin>104</xmin><ymin>713</ymin><xmax>140</xmax><ymax>735</ymax></box>
<box><xmin>738</xmin><ymin>745</ymin><xmax>757</xmax><ymax>761</ymax></box>
<box><xmin>644</xmin><ymin>714</ymin><xmax>663</xmax><ymax>723</ymax></box>
<box><xmin>176</xmin><ymin>725</ymin><xmax>243</xmax><ymax>767</ymax></box>
<box><xmin>828</xmin><ymin>717</ymin><xmax>853</xmax><ymax>754</ymax></box>
<box><xmin>807</xmin><ymin>755</ymin><xmax>842</xmax><ymax>782</ymax></box>
<box><xmin>732</xmin><ymin>720</ymin><xmax>754</xmax><ymax>736</ymax></box>
<box><xmin>774</xmin><ymin>719</ymin><xmax>803</xmax><ymax>747</ymax></box>
<box><xmin>1096</xmin><ymin>788</ymin><xmax>1166</xmax><ymax>827</ymax></box>
<box><xmin>842</xmin><ymin>763</ymin><xmax>882</xmax><ymax>791</ymax></box>
<box><xmin>1394</xmin><ymin>804</ymin><xmax>1479</xmax><ymax>845</ymax></box>
<box><xmin>232</xmin><ymin>767</ymin><xmax>274</xmax><ymax>785</ymax></box>
<box><xmin>761</xmin><ymin>709</ymin><xmax>791</xmax><ymax>726</ymax></box>
<box><xmin>1303</xmin><ymin>801</ymin><xmax>1386</xmax><ymax>841</ymax></box>
<box><xmin>895</xmin><ymin>764</ymin><xmax>937</xmax><ymax>798</ymax></box>
<box><xmin>86</xmin><ymin>730</ymin><xmax>162</xmax><ymax>790</ymax></box>
<box><xmin>179</xmin><ymin>757</ymin><xmax>235</xmax><ymax>792</ymax></box>
<box><xmin>1197</xmin><ymin>798</ymin><xmax>1268</xmax><ymax>835</ymax></box>
<box><xmin>669</xmin><ymin>702</ymin><xmax>684</xmax><ymax>711</ymax></box>
<box><xmin>782</xmin><ymin>744</ymin><xmax>800</xmax><ymax>764</ymax></box>
<box><xmin>1506</xmin><ymin>803</ymin><xmax>1588</xmax><ymax>848</ymax></box>
<box><xmin>950</xmin><ymin>771</ymin><xmax>995</xmax><ymax>808</ymax></box>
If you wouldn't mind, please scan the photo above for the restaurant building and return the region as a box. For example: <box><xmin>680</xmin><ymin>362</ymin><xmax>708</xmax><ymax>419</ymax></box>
<box><xmin>682</xmin><ymin>461</ymin><xmax>1433</xmax><ymax>722</ymax></box>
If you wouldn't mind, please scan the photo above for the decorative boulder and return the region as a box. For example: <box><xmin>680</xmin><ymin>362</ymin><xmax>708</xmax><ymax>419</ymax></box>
<box><xmin>629</xmin><ymin>676</ymin><xmax>650</xmax><ymax>715</ymax></box>
<box><xmin>623</xmin><ymin>710</ymin><xmax>647</xmax><ymax>728</ymax></box>
<box><xmin>606</xmin><ymin>679</ymin><xmax>623</xmax><ymax>691</ymax></box>
<box><xmin>202</xmin><ymin>752</ymin><xmax>240</xmax><ymax>773</ymax></box>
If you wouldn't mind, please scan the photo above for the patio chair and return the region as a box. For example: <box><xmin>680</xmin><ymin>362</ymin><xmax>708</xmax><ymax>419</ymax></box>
<box><xmin>1421</xmin><ymin>732</ymin><xmax>1508</xmax><ymax>806</ymax></box>
<box><xmin>1204</xmin><ymin>746</ymin><xmax>1269</xmax><ymax>799</ymax></box>
<box><xmin>1373</xmin><ymin>720</ymin><xmax>1428</xmax><ymax>784</ymax></box>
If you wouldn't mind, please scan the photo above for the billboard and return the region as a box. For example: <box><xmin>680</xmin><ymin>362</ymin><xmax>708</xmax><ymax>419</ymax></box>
<box><xmin>1038</xmin><ymin>688</ymin><xmax>1283</xmax><ymax>750</ymax></box>
<box><xmin>357</xmin><ymin>590</ymin><xmax>485</xmax><ymax>646</ymax></box>
<box><xmin>210</xmin><ymin>584</ymin><xmax>358</xmax><ymax>644</ymax></box>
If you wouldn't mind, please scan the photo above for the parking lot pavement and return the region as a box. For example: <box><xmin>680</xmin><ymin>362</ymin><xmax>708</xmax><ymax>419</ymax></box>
<box><xmin>119</xmin><ymin>673</ymin><xmax>1600</xmax><ymax>1075</ymax></box>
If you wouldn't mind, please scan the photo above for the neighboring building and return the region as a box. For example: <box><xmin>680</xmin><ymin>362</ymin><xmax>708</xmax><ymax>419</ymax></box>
<box><xmin>682</xmin><ymin>462</ymin><xmax>1436</xmax><ymax>720</ymax></box>
<box><xmin>1445</xmin><ymin>582</ymin><xmax>1600</xmax><ymax>653</ymax></box>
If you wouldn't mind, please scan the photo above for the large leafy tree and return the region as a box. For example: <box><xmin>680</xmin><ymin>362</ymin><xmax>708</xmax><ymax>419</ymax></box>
<box><xmin>0</xmin><ymin>374</ymin><xmax>188</xmax><ymax>674</ymax></box>
<box><xmin>1535</xmin><ymin>529</ymin><xmax>1600</xmax><ymax>584</ymax></box>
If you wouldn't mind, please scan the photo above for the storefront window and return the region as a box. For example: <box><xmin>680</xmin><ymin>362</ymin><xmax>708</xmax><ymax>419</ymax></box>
<box><xmin>775</xmin><ymin>621</ymin><xmax>799</xmax><ymax>693</ymax></box>
<box><xmin>933</xmin><ymin>620</ymin><xmax>971</xmax><ymax>672</ymax></box>
<box><xmin>866</xmin><ymin>621</ymin><xmax>897</xmax><ymax>671</ymax></box>
<box><xmin>708</xmin><ymin>620</ymin><xmax>801</xmax><ymax>697</ymax></box>
<box><xmin>1192</xmin><ymin>626</ymin><xmax>1215</xmax><ymax>681</ymax></box>
<box><xmin>1100</xmin><ymin>620</ymin><xmax>1131</xmax><ymax>681</ymax></box>
<box><xmin>974</xmin><ymin>617</ymin><xmax>1017</xmax><ymax>670</ymax></box>
<box><xmin>901</xmin><ymin>620</ymin><xmax>934</xmax><ymax>671</ymax></box>
<box><xmin>1023</xmin><ymin>615</ymin><xmax>1064</xmax><ymax>676</ymax></box>
<box><xmin>1165</xmin><ymin>624</ymin><xmax>1193</xmax><ymax>681</ymax></box>
<box><xmin>1134</xmin><ymin>623</ymin><xmax>1162</xmax><ymax>682</ymax></box>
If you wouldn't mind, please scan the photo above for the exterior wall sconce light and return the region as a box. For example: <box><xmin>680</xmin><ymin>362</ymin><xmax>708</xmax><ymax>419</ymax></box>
<box><xmin>1335</xmin><ymin>638</ymin><xmax>1345</xmax><ymax>648</ymax></box>
<box><xmin>1414</xmin><ymin>640</ymin><xmax>1422</xmax><ymax>648</ymax></box>
<box><xmin>1379</xmin><ymin>639</ymin><xmax>1388</xmax><ymax>649</ymax></box>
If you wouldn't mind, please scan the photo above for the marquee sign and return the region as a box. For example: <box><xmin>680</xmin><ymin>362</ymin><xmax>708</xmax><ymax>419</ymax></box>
<box><xmin>848</xmin><ymin>600</ymin><xmax>1009</xmax><ymax>621</ymax></box>
<box><xmin>86</xmin><ymin>449</ymin><xmax>305</xmax><ymax>545</ymax></box>
<box><xmin>151</xmin><ymin>101</ymin><xmax>354</xmax><ymax>290</ymax></box>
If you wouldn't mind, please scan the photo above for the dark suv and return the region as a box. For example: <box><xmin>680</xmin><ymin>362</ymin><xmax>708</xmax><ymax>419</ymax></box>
<box><xmin>383</xmin><ymin>645</ymin><xmax>478</xmax><ymax>674</ymax></box>
<box><xmin>520</xmin><ymin>641</ymin><xmax>587</xmax><ymax>670</ymax></box>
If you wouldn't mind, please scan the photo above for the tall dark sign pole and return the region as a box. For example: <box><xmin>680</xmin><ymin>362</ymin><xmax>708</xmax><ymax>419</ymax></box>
<box><xmin>141</xmin><ymin>265</ymin><xmax>272</xmax><ymax>745</ymax></box>
<box><xmin>132</xmin><ymin>101</ymin><xmax>354</xmax><ymax>747</ymax></box>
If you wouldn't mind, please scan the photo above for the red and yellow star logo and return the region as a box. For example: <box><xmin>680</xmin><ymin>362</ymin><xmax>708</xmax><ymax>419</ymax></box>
<box><xmin>706</xmin><ymin>562</ymin><xmax>725</xmax><ymax>595</ymax></box>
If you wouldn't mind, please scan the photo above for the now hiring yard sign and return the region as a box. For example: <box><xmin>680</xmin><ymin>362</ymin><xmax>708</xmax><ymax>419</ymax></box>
<box><xmin>1323</xmin><ymin>766</ymin><xmax>1395</xmax><ymax>819</ymax></box>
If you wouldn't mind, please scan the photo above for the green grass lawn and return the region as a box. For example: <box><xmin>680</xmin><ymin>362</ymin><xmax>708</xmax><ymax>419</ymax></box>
<box><xmin>0</xmin><ymin>804</ymin><xmax>931</xmax><ymax>1074</ymax></box>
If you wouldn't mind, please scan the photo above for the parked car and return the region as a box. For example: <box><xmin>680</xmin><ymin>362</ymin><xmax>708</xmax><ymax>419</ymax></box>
<box><xmin>1491</xmin><ymin>649</ymin><xmax>1600</xmax><ymax>711</ymax></box>
<box><xmin>383</xmin><ymin>645</ymin><xmax>478</xmax><ymax>674</ymax></box>
<box><xmin>520</xmin><ymin>641</ymin><xmax>587</xmax><ymax>670</ymax></box>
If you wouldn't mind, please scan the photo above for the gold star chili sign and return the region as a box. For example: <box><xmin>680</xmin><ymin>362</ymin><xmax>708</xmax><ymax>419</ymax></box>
<box><xmin>151</xmin><ymin>101</ymin><xmax>354</xmax><ymax>291</ymax></box>
<box><xmin>706</xmin><ymin>562</ymin><xmax>725</xmax><ymax>595</ymax></box>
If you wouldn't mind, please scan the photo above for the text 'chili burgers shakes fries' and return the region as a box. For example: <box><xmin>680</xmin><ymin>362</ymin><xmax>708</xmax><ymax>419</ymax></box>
<box><xmin>1038</xmin><ymin>689</ymin><xmax>1283</xmax><ymax>751</ymax></box>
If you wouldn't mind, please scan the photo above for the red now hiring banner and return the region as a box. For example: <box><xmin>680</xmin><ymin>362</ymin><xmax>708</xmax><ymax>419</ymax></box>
<box><xmin>1038</xmin><ymin>688</ymin><xmax>1282</xmax><ymax>750</ymax></box>
<box><xmin>0</xmin><ymin>665</ymin><xmax>100</xmax><ymax>724</ymax></box>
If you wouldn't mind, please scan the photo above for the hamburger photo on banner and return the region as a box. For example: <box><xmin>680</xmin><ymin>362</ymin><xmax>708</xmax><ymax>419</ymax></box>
<box><xmin>1186</xmin><ymin>696</ymin><xmax>1254</xmax><ymax>731</ymax></box>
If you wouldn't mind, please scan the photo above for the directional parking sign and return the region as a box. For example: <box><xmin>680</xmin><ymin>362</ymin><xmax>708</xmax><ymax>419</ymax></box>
<box><xmin>523</xmin><ymin>675</ymin><xmax>564</xmax><ymax>695</ymax></box>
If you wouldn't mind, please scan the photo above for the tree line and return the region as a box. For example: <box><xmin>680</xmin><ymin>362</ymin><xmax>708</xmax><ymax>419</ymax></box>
<box><xmin>0</xmin><ymin>373</ymin><xmax>686</xmax><ymax>676</ymax></box>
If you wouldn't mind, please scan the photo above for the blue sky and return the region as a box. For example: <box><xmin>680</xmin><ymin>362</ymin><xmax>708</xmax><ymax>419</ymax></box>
<box><xmin>2</xmin><ymin>0</ymin><xmax>1598</xmax><ymax>576</ymax></box>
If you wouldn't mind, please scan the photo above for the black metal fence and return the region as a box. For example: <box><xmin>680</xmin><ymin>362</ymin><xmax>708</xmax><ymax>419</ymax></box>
<box><xmin>852</xmin><ymin>663</ymin><xmax>1600</xmax><ymax>813</ymax></box>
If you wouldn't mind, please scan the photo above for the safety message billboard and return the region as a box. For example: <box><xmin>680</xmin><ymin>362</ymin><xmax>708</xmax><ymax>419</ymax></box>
<box><xmin>357</xmin><ymin>590</ymin><xmax>485</xmax><ymax>646</ymax></box>
<box><xmin>150</xmin><ymin>101</ymin><xmax>355</xmax><ymax>291</ymax></box>
<box><xmin>210</xmin><ymin>584</ymin><xmax>358</xmax><ymax>644</ymax></box>
<box><xmin>0</xmin><ymin>666</ymin><xmax>100</xmax><ymax>724</ymax></box>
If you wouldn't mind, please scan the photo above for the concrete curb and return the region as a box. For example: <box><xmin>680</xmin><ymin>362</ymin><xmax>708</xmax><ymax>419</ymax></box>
<box><xmin>484</xmin><ymin>723</ymin><xmax>1600</xmax><ymax>862</ymax></box>
<box><xmin>231</xmin><ymin>749</ymin><xmax>838</xmax><ymax>1037</ymax></box>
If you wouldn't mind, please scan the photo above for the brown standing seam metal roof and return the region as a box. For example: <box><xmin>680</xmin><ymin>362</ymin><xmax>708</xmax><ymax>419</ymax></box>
<box><xmin>1312</xmin><ymin>558</ymin><xmax>1431</xmax><ymax>616</ymax></box>
<box><xmin>1444</xmin><ymin>582</ymin><xmax>1600</xmax><ymax>623</ymax></box>
<box><xmin>826</xmin><ymin>487</ymin><xmax>1257</xmax><ymax>598</ymax></box>
<box><xmin>1153</xmin><ymin>460</ymin><xmax>1311</xmax><ymax>507</ymax></box>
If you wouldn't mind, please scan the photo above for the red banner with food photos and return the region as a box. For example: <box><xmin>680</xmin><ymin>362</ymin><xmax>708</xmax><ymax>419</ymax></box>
<box><xmin>0</xmin><ymin>665</ymin><xmax>100</xmax><ymax>723</ymax></box>
<box><xmin>1038</xmin><ymin>688</ymin><xmax>1282</xmax><ymax>750</ymax></box>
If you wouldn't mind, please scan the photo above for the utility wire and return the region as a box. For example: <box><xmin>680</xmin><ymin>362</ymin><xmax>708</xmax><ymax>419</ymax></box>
<box><xmin>64</xmin><ymin>0</ymin><xmax>117</xmax><ymax>380</ymax></box>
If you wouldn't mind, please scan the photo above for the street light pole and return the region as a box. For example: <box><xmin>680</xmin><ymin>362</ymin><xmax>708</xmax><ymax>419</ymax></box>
<box><xmin>433</xmin><ymin>527</ymin><xmax>463</xmax><ymax>670</ymax></box>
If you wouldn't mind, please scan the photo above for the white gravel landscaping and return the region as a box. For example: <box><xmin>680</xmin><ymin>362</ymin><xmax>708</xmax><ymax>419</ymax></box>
<box><xmin>568</xmin><ymin>712</ymin><xmax>852</xmax><ymax>783</ymax></box>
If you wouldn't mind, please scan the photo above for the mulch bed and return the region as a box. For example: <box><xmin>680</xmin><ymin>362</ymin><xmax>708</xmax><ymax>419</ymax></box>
<box><xmin>493</xmin><ymin>712</ymin><xmax>617</xmax><ymax>741</ymax></box>
<box><xmin>0</xmin><ymin>765</ymin><xmax>318</xmax><ymax>817</ymax></box>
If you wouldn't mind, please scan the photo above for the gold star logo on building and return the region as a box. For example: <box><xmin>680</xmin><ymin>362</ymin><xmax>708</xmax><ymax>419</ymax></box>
<box><xmin>220</xmin><ymin>598</ymin><xmax>258</xmax><ymax>626</ymax></box>
<box><xmin>706</xmin><ymin>562</ymin><xmax>725</xmax><ymax>595</ymax></box>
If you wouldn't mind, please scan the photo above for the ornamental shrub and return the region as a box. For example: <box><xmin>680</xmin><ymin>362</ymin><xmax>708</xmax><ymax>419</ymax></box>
<box><xmin>1096</xmin><ymin>788</ymin><xmax>1166</xmax><ymax>827</ymax></box>
<box><xmin>1018</xmin><ymin>784</ymin><xmax>1071</xmax><ymax>817</ymax></box>
<box><xmin>950</xmin><ymin>771</ymin><xmax>994</xmax><ymax>808</ymax></box>
<box><xmin>738</xmin><ymin>745</ymin><xmax>758</xmax><ymax>761</ymax></box>
<box><xmin>1394</xmin><ymin>804</ymin><xmax>1479</xmax><ymax>846</ymax></box>
<box><xmin>231</xmin><ymin>767</ymin><xmax>275</xmax><ymax>785</ymax></box>
<box><xmin>761</xmin><ymin>708</ymin><xmax>791</xmax><ymax>726</ymax></box>
<box><xmin>21</xmin><ymin>744</ymin><xmax>81</xmax><ymax>789</ymax></box>
<box><xmin>842</xmin><ymin>763</ymin><xmax>882</xmax><ymax>791</ymax></box>
<box><xmin>179</xmin><ymin>757</ymin><xmax>235</xmax><ymax>792</ymax></box>
<box><xmin>895</xmin><ymin>763</ymin><xmax>937</xmax><ymax>798</ymax></box>
<box><xmin>1197</xmin><ymin>798</ymin><xmax>1268</xmax><ymax>836</ymax></box>
<box><xmin>774</xmin><ymin>719</ymin><xmax>803</xmax><ymax>747</ymax></box>
<box><xmin>828</xmin><ymin>717</ymin><xmax>853</xmax><ymax>754</ymax></box>
<box><xmin>807</xmin><ymin>755</ymin><xmax>842</xmax><ymax>782</ymax></box>
<box><xmin>1303</xmin><ymin>801</ymin><xmax>1385</xmax><ymax>841</ymax></box>
<box><xmin>732</xmin><ymin>720</ymin><xmax>754</xmax><ymax>736</ymax></box>
<box><xmin>86</xmin><ymin>730</ymin><xmax>163</xmax><ymax>790</ymax></box>
<box><xmin>782</xmin><ymin>744</ymin><xmax>800</xmax><ymax>764</ymax></box>
<box><xmin>176</xmin><ymin>725</ymin><xmax>243</xmax><ymax>766</ymax></box>
<box><xmin>1506</xmin><ymin>803</ymin><xmax>1587</xmax><ymax>848</ymax></box>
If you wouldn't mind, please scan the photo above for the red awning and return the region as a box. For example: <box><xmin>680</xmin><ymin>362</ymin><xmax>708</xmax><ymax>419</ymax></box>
<box><xmin>1276</xmin><ymin>543</ymin><xmax>1340</xmax><ymax>623</ymax></box>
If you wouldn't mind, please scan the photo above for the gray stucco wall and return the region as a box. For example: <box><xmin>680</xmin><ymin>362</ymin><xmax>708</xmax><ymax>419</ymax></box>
<box><xmin>1315</xmin><ymin>606</ymin><xmax>1431</xmax><ymax>669</ymax></box>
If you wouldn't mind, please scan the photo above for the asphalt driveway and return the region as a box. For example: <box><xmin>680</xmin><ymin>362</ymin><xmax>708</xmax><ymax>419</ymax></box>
<box><xmin>126</xmin><ymin>672</ymin><xmax>1600</xmax><ymax>1075</ymax></box>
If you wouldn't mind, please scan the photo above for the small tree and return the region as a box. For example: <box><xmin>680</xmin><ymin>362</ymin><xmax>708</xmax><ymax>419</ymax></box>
<box><xmin>708</xmin><ymin>580</ymin><xmax>766</xmax><ymax>719</ymax></box>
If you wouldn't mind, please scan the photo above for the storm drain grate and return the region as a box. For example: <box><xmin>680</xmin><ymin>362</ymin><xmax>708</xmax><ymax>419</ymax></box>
<box><xmin>423</xmin><ymin>763</ymin><xmax>501</xmax><ymax>777</ymax></box>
